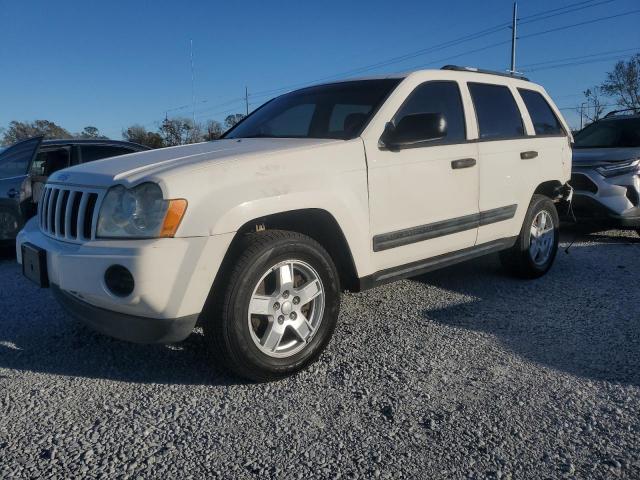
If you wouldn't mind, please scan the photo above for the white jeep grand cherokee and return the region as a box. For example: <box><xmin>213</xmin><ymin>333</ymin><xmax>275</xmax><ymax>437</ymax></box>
<box><xmin>17</xmin><ymin>66</ymin><xmax>572</xmax><ymax>381</ymax></box>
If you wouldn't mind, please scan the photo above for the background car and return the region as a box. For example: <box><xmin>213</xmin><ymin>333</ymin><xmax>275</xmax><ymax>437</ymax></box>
<box><xmin>0</xmin><ymin>137</ymin><xmax>148</xmax><ymax>244</ymax></box>
<box><xmin>570</xmin><ymin>110</ymin><xmax>640</xmax><ymax>236</ymax></box>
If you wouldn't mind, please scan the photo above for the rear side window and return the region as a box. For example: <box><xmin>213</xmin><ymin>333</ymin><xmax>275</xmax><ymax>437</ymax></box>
<box><xmin>518</xmin><ymin>89</ymin><xmax>564</xmax><ymax>135</ymax></box>
<box><xmin>468</xmin><ymin>83</ymin><xmax>525</xmax><ymax>140</ymax></box>
<box><xmin>394</xmin><ymin>81</ymin><xmax>466</xmax><ymax>143</ymax></box>
<box><xmin>81</xmin><ymin>146</ymin><xmax>135</xmax><ymax>163</ymax></box>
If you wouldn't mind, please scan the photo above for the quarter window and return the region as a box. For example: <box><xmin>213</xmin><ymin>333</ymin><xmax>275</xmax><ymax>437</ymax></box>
<box><xmin>468</xmin><ymin>83</ymin><xmax>525</xmax><ymax>139</ymax></box>
<box><xmin>518</xmin><ymin>89</ymin><xmax>564</xmax><ymax>135</ymax></box>
<box><xmin>394</xmin><ymin>81</ymin><xmax>466</xmax><ymax>143</ymax></box>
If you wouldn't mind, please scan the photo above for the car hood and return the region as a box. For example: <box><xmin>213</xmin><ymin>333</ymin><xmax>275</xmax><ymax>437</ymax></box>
<box><xmin>572</xmin><ymin>147</ymin><xmax>640</xmax><ymax>167</ymax></box>
<box><xmin>47</xmin><ymin>138</ymin><xmax>342</xmax><ymax>187</ymax></box>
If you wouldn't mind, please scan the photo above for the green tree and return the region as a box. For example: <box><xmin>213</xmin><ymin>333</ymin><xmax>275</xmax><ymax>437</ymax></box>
<box><xmin>122</xmin><ymin>125</ymin><xmax>164</xmax><ymax>149</ymax></box>
<box><xmin>600</xmin><ymin>54</ymin><xmax>640</xmax><ymax>113</ymax></box>
<box><xmin>76</xmin><ymin>126</ymin><xmax>107</xmax><ymax>139</ymax></box>
<box><xmin>2</xmin><ymin>120</ymin><xmax>72</xmax><ymax>145</ymax></box>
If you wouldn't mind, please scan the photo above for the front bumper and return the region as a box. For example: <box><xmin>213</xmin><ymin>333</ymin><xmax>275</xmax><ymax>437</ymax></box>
<box><xmin>17</xmin><ymin>218</ymin><xmax>235</xmax><ymax>342</ymax></box>
<box><xmin>53</xmin><ymin>285</ymin><xmax>198</xmax><ymax>343</ymax></box>
<box><xmin>570</xmin><ymin>167</ymin><xmax>640</xmax><ymax>228</ymax></box>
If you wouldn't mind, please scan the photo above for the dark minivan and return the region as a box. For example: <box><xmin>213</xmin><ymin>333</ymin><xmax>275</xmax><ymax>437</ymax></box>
<box><xmin>0</xmin><ymin>137</ymin><xmax>149</xmax><ymax>243</ymax></box>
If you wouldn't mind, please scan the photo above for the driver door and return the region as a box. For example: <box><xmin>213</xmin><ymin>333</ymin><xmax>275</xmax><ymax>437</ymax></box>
<box><xmin>364</xmin><ymin>80</ymin><xmax>479</xmax><ymax>271</ymax></box>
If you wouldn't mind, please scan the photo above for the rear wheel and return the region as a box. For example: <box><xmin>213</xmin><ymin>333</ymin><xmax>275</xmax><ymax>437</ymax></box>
<box><xmin>204</xmin><ymin>230</ymin><xmax>340</xmax><ymax>382</ymax></box>
<box><xmin>500</xmin><ymin>195</ymin><xmax>560</xmax><ymax>278</ymax></box>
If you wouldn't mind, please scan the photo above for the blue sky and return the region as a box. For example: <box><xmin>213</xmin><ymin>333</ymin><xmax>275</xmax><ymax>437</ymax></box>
<box><xmin>1</xmin><ymin>0</ymin><xmax>638</xmax><ymax>138</ymax></box>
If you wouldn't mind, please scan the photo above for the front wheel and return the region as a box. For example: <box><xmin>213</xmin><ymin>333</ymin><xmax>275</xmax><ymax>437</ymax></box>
<box><xmin>500</xmin><ymin>195</ymin><xmax>560</xmax><ymax>279</ymax></box>
<box><xmin>203</xmin><ymin>230</ymin><xmax>340</xmax><ymax>382</ymax></box>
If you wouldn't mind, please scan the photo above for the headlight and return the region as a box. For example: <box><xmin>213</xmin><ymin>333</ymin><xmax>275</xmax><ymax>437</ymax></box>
<box><xmin>97</xmin><ymin>183</ymin><xmax>187</xmax><ymax>239</ymax></box>
<box><xmin>596</xmin><ymin>159</ymin><xmax>640</xmax><ymax>177</ymax></box>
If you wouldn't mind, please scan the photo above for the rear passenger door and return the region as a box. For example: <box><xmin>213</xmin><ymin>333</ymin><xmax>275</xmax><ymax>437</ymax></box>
<box><xmin>468</xmin><ymin>82</ymin><xmax>537</xmax><ymax>245</ymax></box>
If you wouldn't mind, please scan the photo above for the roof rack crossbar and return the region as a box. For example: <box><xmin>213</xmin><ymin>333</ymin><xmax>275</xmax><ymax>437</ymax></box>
<box><xmin>441</xmin><ymin>65</ymin><xmax>529</xmax><ymax>81</ymax></box>
<box><xmin>604</xmin><ymin>108</ymin><xmax>638</xmax><ymax>118</ymax></box>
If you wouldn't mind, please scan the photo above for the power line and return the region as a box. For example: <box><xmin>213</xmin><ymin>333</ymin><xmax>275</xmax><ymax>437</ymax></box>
<box><xmin>520</xmin><ymin>9</ymin><xmax>640</xmax><ymax>40</ymax></box>
<box><xmin>525</xmin><ymin>53</ymin><xmax>638</xmax><ymax>72</ymax></box>
<box><xmin>151</xmin><ymin>5</ymin><xmax>640</xmax><ymax>126</ymax></box>
<box><xmin>520</xmin><ymin>47</ymin><xmax>639</xmax><ymax>68</ymax></box>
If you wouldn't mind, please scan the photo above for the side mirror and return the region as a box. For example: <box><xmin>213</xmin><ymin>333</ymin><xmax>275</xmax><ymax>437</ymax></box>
<box><xmin>380</xmin><ymin>112</ymin><xmax>447</xmax><ymax>149</ymax></box>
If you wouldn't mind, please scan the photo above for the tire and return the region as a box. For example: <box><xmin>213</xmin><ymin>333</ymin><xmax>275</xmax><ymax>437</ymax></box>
<box><xmin>203</xmin><ymin>230</ymin><xmax>340</xmax><ymax>382</ymax></box>
<box><xmin>500</xmin><ymin>194</ymin><xmax>560</xmax><ymax>279</ymax></box>
<box><xmin>0</xmin><ymin>207</ymin><xmax>20</xmax><ymax>242</ymax></box>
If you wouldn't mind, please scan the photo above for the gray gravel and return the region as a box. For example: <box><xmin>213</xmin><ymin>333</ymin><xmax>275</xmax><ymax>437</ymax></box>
<box><xmin>1</xmin><ymin>228</ymin><xmax>639</xmax><ymax>479</ymax></box>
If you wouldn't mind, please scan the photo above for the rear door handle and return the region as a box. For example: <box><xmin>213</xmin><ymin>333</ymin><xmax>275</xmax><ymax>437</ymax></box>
<box><xmin>451</xmin><ymin>158</ymin><xmax>476</xmax><ymax>169</ymax></box>
<box><xmin>520</xmin><ymin>151</ymin><xmax>538</xmax><ymax>160</ymax></box>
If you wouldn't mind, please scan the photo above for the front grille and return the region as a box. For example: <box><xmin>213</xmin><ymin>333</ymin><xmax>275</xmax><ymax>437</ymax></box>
<box><xmin>570</xmin><ymin>173</ymin><xmax>598</xmax><ymax>194</ymax></box>
<box><xmin>39</xmin><ymin>185</ymin><xmax>103</xmax><ymax>242</ymax></box>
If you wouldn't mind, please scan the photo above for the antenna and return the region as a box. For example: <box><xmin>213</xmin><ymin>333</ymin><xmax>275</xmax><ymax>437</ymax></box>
<box><xmin>190</xmin><ymin>39</ymin><xmax>196</xmax><ymax>125</ymax></box>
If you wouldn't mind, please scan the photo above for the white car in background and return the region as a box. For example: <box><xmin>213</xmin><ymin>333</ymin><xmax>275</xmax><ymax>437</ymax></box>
<box><xmin>17</xmin><ymin>66</ymin><xmax>572</xmax><ymax>381</ymax></box>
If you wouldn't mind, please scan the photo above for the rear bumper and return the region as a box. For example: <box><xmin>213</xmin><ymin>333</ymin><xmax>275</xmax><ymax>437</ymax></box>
<box><xmin>53</xmin><ymin>284</ymin><xmax>198</xmax><ymax>343</ymax></box>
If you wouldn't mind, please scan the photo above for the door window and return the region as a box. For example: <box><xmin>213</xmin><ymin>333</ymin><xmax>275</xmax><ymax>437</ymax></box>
<box><xmin>30</xmin><ymin>148</ymin><xmax>70</xmax><ymax>176</ymax></box>
<box><xmin>518</xmin><ymin>89</ymin><xmax>564</xmax><ymax>136</ymax></box>
<box><xmin>0</xmin><ymin>137</ymin><xmax>42</xmax><ymax>178</ymax></box>
<box><xmin>394</xmin><ymin>81</ymin><xmax>466</xmax><ymax>143</ymax></box>
<box><xmin>468</xmin><ymin>83</ymin><xmax>525</xmax><ymax>140</ymax></box>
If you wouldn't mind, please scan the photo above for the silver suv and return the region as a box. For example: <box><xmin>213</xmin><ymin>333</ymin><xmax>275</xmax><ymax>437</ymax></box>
<box><xmin>571</xmin><ymin>111</ymin><xmax>640</xmax><ymax>235</ymax></box>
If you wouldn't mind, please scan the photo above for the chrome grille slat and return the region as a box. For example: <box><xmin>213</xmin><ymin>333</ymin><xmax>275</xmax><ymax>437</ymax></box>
<box><xmin>39</xmin><ymin>185</ymin><xmax>104</xmax><ymax>244</ymax></box>
<box><xmin>64</xmin><ymin>191</ymin><xmax>76</xmax><ymax>240</ymax></box>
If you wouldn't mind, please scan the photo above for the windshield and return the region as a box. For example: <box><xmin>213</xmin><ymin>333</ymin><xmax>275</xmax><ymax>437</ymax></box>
<box><xmin>224</xmin><ymin>79</ymin><xmax>401</xmax><ymax>140</ymax></box>
<box><xmin>574</xmin><ymin>117</ymin><xmax>640</xmax><ymax>148</ymax></box>
<box><xmin>0</xmin><ymin>137</ymin><xmax>42</xmax><ymax>178</ymax></box>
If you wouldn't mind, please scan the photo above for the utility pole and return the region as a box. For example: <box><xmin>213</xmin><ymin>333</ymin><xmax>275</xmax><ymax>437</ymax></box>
<box><xmin>580</xmin><ymin>102</ymin><xmax>586</xmax><ymax>130</ymax></box>
<box><xmin>509</xmin><ymin>2</ymin><xmax>518</xmax><ymax>74</ymax></box>
<box><xmin>245</xmin><ymin>86</ymin><xmax>249</xmax><ymax>116</ymax></box>
<box><xmin>190</xmin><ymin>39</ymin><xmax>196</xmax><ymax>126</ymax></box>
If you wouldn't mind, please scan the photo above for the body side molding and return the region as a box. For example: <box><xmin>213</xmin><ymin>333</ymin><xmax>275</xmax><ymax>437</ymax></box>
<box><xmin>372</xmin><ymin>204</ymin><xmax>517</xmax><ymax>252</ymax></box>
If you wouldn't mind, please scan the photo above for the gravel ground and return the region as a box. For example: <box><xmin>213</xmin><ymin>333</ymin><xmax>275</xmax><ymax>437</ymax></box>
<box><xmin>0</xmin><ymin>228</ymin><xmax>639</xmax><ymax>479</ymax></box>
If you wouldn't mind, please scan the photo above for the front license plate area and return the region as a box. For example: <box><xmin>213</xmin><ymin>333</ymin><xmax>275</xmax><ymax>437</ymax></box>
<box><xmin>22</xmin><ymin>243</ymin><xmax>49</xmax><ymax>288</ymax></box>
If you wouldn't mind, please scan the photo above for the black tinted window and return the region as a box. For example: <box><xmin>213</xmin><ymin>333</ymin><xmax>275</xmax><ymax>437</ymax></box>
<box><xmin>394</xmin><ymin>81</ymin><xmax>466</xmax><ymax>143</ymax></box>
<box><xmin>574</xmin><ymin>118</ymin><xmax>640</xmax><ymax>148</ymax></box>
<box><xmin>469</xmin><ymin>83</ymin><xmax>525</xmax><ymax>139</ymax></box>
<box><xmin>0</xmin><ymin>137</ymin><xmax>41</xmax><ymax>178</ymax></box>
<box><xmin>518</xmin><ymin>89</ymin><xmax>564</xmax><ymax>135</ymax></box>
<box><xmin>30</xmin><ymin>148</ymin><xmax>70</xmax><ymax>176</ymax></box>
<box><xmin>225</xmin><ymin>79</ymin><xmax>401</xmax><ymax>140</ymax></box>
<box><xmin>81</xmin><ymin>146</ymin><xmax>134</xmax><ymax>163</ymax></box>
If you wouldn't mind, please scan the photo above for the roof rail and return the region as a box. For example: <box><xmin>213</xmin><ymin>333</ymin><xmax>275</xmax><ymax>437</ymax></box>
<box><xmin>604</xmin><ymin>108</ymin><xmax>639</xmax><ymax>118</ymax></box>
<box><xmin>441</xmin><ymin>65</ymin><xmax>529</xmax><ymax>81</ymax></box>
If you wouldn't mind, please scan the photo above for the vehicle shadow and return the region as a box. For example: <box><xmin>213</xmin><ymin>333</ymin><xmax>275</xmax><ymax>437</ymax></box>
<box><xmin>412</xmin><ymin>230</ymin><xmax>640</xmax><ymax>387</ymax></box>
<box><xmin>0</xmin><ymin>260</ymin><xmax>244</xmax><ymax>386</ymax></box>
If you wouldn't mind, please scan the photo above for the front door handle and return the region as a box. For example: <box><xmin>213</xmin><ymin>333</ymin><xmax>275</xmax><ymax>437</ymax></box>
<box><xmin>7</xmin><ymin>188</ymin><xmax>18</xmax><ymax>198</ymax></box>
<box><xmin>451</xmin><ymin>158</ymin><xmax>476</xmax><ymax>169</ymax></box>
<box><xmin>520</xmin><ymin>151</ymin><xmax>538</xmax><ymax>160</ymax></box>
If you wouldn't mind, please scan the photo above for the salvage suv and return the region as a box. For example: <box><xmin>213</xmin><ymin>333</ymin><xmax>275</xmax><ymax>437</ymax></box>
<box><xmin>17</xmin><ymin>66</ymin><xmax>572</xmax><ymax>381</ymax></box>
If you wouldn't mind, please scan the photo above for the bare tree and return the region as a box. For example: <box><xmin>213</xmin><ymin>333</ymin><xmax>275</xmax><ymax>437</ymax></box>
<box><xmin>580</xmin><ymin>87</ymin><xmax>606</xmax><ymax>123</ymax></box>
<box><xmin>600</xmin><ymin>54</ymin><xmax>640</xmax><ymax>113</ymax></box>
<box><xmin>204</xmin><ymin>120</ymin><xmax>224</xmax><ymax>141</ymax></box>
<box><xmin>224</xmin><ymin>114</ymin><xmax>245</xmax><ymax>130</ymax></box>
<box><xmin>160</xmin><ymin>118</ymin><xmax>204</xmax><ymax>146</ymax></box>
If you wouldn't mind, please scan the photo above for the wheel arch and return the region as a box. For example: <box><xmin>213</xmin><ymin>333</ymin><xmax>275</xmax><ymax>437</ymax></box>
<box><xmin>533</xmin><ymin>180</ymin><xmax>563</xmax><ymax>200</ymax></box>
<box><xmin>213</xmin><ymin>208</ymin><xmax>362</xmax><ymax>293</ymax></box>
